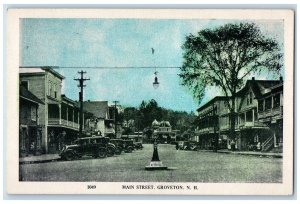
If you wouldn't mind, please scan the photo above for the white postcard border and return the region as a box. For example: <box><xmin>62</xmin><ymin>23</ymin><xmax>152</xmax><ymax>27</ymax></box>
<box><xmin>6</xmin><ymin>8</ymin><xmax>294</xmax><ymax>195</ymax></box>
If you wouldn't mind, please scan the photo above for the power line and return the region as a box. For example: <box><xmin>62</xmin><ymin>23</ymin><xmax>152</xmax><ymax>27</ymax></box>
<box><xmin>53</xmin><ymin>66</ymin><xmax>182</xmax><ymax>69</ymax></box>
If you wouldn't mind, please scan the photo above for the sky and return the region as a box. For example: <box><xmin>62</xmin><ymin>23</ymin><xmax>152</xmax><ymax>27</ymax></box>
<box><xmin>20</xmin><ymin>18</ymin><xmax>284</xmax><ymax>112</ymax></box>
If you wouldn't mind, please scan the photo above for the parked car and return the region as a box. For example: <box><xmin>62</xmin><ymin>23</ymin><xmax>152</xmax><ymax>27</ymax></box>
<box><xmin>134</xmin><ymin>142</ymin><xmax>143</xmax><ymax>150</ymax></box>
<box><xmin>184</xmin><ymin>141</ymin><xmax>199</xmax><ymax>151</ymax></box>
<box><xmin>103</xmin><ymin>137</ymin><xmax>117</xmax><ymax>157</ymax></box>
<box><xmin>59</xmin><ymin>136</ymin><xmax>115</xmax><ymax>161</ymax></box>
<box><xmin>177</xmin><ymin>141</ymin><xmax>199</xmax><ymax>151</ymax></box>
<box><xmin>177</xmin><ymin>141</ymin><xmax>185</xmax><ymax>150</ymax></box>
<box><xmin>123</xmin><ymin>140</ymin><xmax>134</xmax><ymax>153</ymax></box>
<box><xmin>110</xmin><ymin>139</ymin><xmax>124</xmax><ymax>155</ymax></box>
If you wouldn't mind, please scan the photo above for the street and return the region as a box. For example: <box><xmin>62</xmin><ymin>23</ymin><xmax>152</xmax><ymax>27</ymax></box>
<box><xmin>20</xmin><ymin>144</ymin><xmax>282</xmax><ymax>183</ymax></box>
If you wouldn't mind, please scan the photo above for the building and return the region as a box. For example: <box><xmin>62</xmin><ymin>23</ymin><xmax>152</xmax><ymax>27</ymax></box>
<box><xmin>257</xmin><ymin>81</ymin><xmax>283</xmax><ymax>151</ymax></box>
<box><xmin>20</xmin><ymin>66</ymin><xmax>65</xmax><ymax>153</ymax></box>
<box><xmin>152</xmin><ymin>120</ymin><xmax>176</xmax><ymax>143</ymax></box>
<box><xmin>233</xmin><ymin>78</ymin><xmax>283</xmax><ymax>150</ymax></box>
<box><xmin>19</xmin><ymin>85</ymin><xmax>45</xmax><ymax>156</ymax></box>
<box><xmin>83</xmin><ymin>101</ymin><xmax>116</xmax><ymax>137</ymax></box>
<box><xmin>195</xmin><ymin>96</ymin><xmax>228</xmax><ymax>150</ymax></box>
<box><xmin>19</xmin><ymin>66</ymin><xmax>95</xmax><ymax>154</ymax></box>
<box><xmin>195</xmin><ymin>77</ymin><xmax>283</xmax><ymax>151</ymax></box>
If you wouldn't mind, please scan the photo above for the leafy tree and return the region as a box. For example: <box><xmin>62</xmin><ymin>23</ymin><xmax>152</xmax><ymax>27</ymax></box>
<box><xmin>120</xmin><ymin>99</ymin><xmax>196</xmax><ymax>136</ymax></box>
<box><xmin>180</xmin><ymin>22</ymin><xmax>282</xmax><ymax>140</ymax></box>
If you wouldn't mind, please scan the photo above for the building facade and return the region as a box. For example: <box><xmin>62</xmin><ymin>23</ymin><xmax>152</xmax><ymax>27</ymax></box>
<box><xmin>19</xmin><ymin>67</ymin><xmax>96</xmax><ymax>154</ymax></box>
<box><xmin>83</xmin><ymin>101</ymin><xmax>116</xmax><ymax>137</ymax></box>
<box><xmin>152</xmin><ymin>120</ymin><xmax>176</xmax><ymax>143</ymax></box>
<box><xmin>195</xmin><ymin>96</ymin><xmax>229</xmax><ymax>150</ymax></box>
<box><xmin>195</xmin><ymin>78</ymin><xmax>283</xmax><ymax>151</ymax></box>
<box><xmin>19</xmin><ymin>85</ymin><xmax>44</xmax><ymax>156</ymax></box>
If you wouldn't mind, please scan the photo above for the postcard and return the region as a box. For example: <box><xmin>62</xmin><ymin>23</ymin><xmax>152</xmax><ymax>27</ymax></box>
<box><xmin>6</xmin><ymin>8</ymin><xmax>294</xmax><ymax>195</ymax></box>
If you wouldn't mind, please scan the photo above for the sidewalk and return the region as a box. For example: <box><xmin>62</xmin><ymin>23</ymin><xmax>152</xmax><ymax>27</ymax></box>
<box><xmin>203</xmin><ymin>149</ymin><xmax>283</xmax><ymax>158</ymax></box>
<box><xmin>19</xmin><ymin>154</ymin><xmax>61</xmax><ymax>164</ymax></box>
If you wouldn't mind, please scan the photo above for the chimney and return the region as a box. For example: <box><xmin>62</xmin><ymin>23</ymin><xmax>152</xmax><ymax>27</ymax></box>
<box><xmin>252</xmin><ymin>77</ymin><xmax>255</xmax><ymax>81</ymax></box>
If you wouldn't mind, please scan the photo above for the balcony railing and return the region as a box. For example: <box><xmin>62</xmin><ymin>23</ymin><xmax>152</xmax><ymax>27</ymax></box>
<box><xmin>196</xmin><ymin>127</ymin><xmax>216</xmax><ymax>134</ymax></box>
<box><xmin>258</xmin><ymin>106</ymin><xmax>283</xmax><ymax>120</ymax></box>
<box><xmin>48</xmin><ymin>118</ymin><xmax>79</xmax><ymax>129</ymax></box>
<box><xmin>238</xmin><ymin>121</ymin><xmax>267</xmax><ymax>128</ymax></box>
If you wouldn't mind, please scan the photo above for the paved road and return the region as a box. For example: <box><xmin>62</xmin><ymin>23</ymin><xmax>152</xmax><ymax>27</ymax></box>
<box><xmin>19</xmin><ymin>144</ymin><xmax>282</xmax><ymax>183</ymax></box>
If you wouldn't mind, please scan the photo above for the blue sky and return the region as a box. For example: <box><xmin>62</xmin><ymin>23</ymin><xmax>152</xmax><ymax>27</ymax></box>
<box><xmin>20</xmin><ymin>19</ymin><xmax>284</xmax><ymax>112</ymax></box>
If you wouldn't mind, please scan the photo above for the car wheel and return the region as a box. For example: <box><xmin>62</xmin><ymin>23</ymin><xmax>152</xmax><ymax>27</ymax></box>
<box><xmin>127</xmin><ymin>146</ymin><xmax>133</xmax><ymax>153</ymax></box>
<box><xmin>107</xmin><ymin>147</ymin><xmax>115</xmax><ymax>157</ymax></box>
<box><xmin>97</xmin><ymin>148</ymin><xmax>107</xmax><ymax>159</ymax></box>
<box><xmin>64</xmin><ymin>151</ymin><xmax>74</xmax><ymax>161</ymax></box>
<box><xmin>115</xmin><ymin>147</ymin><xmax>122</xmax><ymax>155</ymax></box>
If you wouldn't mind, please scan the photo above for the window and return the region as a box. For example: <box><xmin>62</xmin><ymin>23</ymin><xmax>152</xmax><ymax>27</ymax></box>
<box><xmin>273</xmin><ymin>94</ymin><xmax>281</xmax><ymax>108</ymax></box>
<box><xmin>31</xmin><ymin>106</ymin><xmax>37</xmax><ymax>121</ymax></box>
<box><xmin>54</xmin><ymin>84</ymin><xmax>57</xmax><ymax>98</ymax></box>
<box><xmin>48</xmin><ymin>81</ymin><xmax>52</xmax><ymax>96</ymax></box>
<box><xmin>249</xmin><ymin>92</ymin><xmax>253</xmax><ymax>104</ymax></box>
<box><xmin>21</xmin><ymin>81</ymin><xmax>29</xmax><ymax>90</ymax></box>
<box><xmin>258</xmin><ymin>100</ymin><xmax>264</xmax><ymax>111</ymax></box>
<box><xmin>254</xmin><ymin>109</ymin><xmax>258</xmax><ymax>120</ymax></box>
<box><xmin>246</xmin><ymin>111</ymin><xmax>253</xmax><ymax>122</ymax></box>
<box><xmin>265</xmin><ymin>97</ymin><xmax>272</xmax><ymax>110</ymax></box>
<box><xmin>247</xmin><ymin>92</ymin><xmax>253</xmax><ymax>105</ymax></box>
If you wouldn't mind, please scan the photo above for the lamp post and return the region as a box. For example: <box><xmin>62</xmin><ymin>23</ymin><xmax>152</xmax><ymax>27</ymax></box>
<box><xmin>145</xmin><ymin>131</ymin><xmax>167</xmax><ymax>170</ymax></box>
<box><xmin>145</xmin><ymin>47</ymin><xmax>167</xmax><ymax>170</ymax></box>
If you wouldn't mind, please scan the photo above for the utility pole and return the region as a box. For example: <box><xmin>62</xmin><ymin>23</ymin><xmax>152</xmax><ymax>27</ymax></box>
<box><xmin>74</xmin><ymin>70</ymin><xmax>90</xmax><ymax>138</ymax></box>
<box><xmin>113</xmin><ymin>100</ymin><xmax>119</xmax><ymax>138</ymax></box>
<box><xmin>213</xmin><ymin>104</ymin><xmax>219</xmax><ymax>152</ymax></box>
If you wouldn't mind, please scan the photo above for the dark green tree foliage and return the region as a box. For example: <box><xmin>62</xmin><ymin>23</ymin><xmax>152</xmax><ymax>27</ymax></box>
<box><xmin>120</xmin><ymin>99</ymin><xmax>196</xmax><ymax>133</ymax></box>
<box><xmin>180</xmin><ymin>23</ymin><xmax>282</xmax><ymax>139</ymax></box>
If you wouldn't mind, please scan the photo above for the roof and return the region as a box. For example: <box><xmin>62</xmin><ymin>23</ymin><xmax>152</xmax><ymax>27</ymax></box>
<box><xmin>236</xmin><ymin>79</ymin><xmax>283</xmax><ymax>98</ymax></box>
<box><xmin>19</xmin><ymin>66</ymin><xmax>65</xmax><ymax>79</ymax></box>
<box><xmin>20</xmin><ymin>86</ymin><xmax>44</xmax><ymax>105</ymax></box>
<box><xmin>61</xmin><ymin>94</ymin><xmax>77</xmax><ymax>105</ymax></box>
<box><xmin>83</xmin><ymin>101</ymin><xmax>108</xmax><ymax>119</ymax></box>
<box><xmin>197</xmin><ymin>96</ymin><xmax>228</xmax><ymax>112</ymax></box>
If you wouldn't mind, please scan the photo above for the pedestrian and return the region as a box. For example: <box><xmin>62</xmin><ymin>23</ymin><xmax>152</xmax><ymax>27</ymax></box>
<box><xmin>230</xmin><ymin>140</ymin><xmax>236</xmax><ymax>151</ymax></box>
<box><xmin>256</xmin><ymin>142</ymin><xmax>261</xmax><ymax>151</ymax></box>
<box><xmin>175</xmin><ymin>142</ymin><xmax>179</xmax><ymax>150</ymax></box>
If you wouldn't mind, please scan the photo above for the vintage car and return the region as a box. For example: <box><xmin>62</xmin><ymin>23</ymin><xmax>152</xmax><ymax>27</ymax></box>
<box><xmin>59</xmin><ymin>136</ymin><xmax>116</xmax><ymax>161</ymax></box>
<box><xmin>177</xmin><ymin>141</ymin><xmax>199</xmax><ymax>151</ymax></box>
<box><xmin>123</xmin><ymin>140</ymin><xmax>135</xmax><ymax>153</ymax></box>
<box><xmin>184</xmin><ymin>141</ymin><xmax>199</xmax><ymax>151</ymax></box>
<box><xmin>133</xmin><ymin>142</ymin><xmax>143</xmax><ymax>150</ymax></box>
<box><xmin>110</xmin><ymin>139</ymin><xmax>124</xmax><ymax>155</ymax></box>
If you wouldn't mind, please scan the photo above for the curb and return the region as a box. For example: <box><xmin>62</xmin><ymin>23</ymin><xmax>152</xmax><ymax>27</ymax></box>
<box><xmin>216</xmin><ymin>151</ymin><xmax>282</xmax><ymax>158</ymax></box>
<box><xmin>198</xmin><ymin>150</ymin><xmax>282</xmax><ymax>158</ymax></box>
<box><xmin>19</xmin><ymin>158</ymin><xmax>60</xmax><ymax>165</ymax></box>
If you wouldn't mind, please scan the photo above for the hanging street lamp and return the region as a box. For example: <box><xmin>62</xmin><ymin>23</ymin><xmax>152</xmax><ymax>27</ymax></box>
<box><xmin>153</xmin><ymin>71</ymin><xmax>159</xmax><ymax>89</ymax></box>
